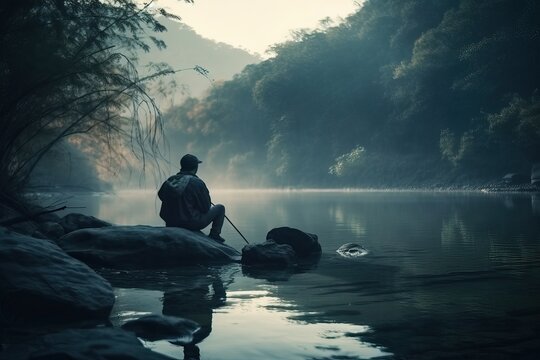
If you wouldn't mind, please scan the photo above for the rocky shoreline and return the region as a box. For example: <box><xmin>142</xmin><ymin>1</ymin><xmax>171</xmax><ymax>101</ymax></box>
<box><xmin>0</xmin><ymin>202</ymin><xmax>321</xmax><ymax>359</ymax></box>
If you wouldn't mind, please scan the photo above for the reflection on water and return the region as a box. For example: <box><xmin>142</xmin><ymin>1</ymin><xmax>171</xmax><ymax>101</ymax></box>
<box><xmin>35</xmin><ymin>190</ymin><xmax>540</xmax><ymax>359</ymax></box>
<box><xmin>105</xmin><ymin>265</ymin><xmax>389</xmax><ymax>360</ymax></box>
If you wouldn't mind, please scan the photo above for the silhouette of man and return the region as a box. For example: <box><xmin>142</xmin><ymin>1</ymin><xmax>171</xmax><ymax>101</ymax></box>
<box><xmin>158</xmin><ymin>154</ymin><xmax>226</xmax><ymax>242</ymax></box>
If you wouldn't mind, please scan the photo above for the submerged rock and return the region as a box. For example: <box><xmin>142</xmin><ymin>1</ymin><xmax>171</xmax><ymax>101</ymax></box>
<box><xmin>336</xmin><ymin>243</ymin><xmax>369</xmax><ymax>258</ymax></box>
<box><xmin>0</xmin><ymin>327</ymin><xmax>174</xmax><ymax>360</ymax></box>
<box><xmin>59</xmin><ymin>212</ymin><xmax>112</xmax><ymax>234</ymax></box>
<box><xmin>57</xmin><ymin>225</ymin><xmax>241</xmax><ymax>268</ymax></box>
<box><xmin>0</xmin><ymin>227</ymin><xmax>114</xmax><ymax>324</ymax></box>
<box><xmin>241</xmin><ymin>241</ymin><xmax>296</xmax><ymax>267</ymax></box>
<box><xmin>241</xmin><ymin>265</ymin><xmax>296</xmax><ymax>281</ymax></box>
<box><xmin>122</xmin><ymin>314</ymin><xmax>202</xmax><ymax>344</ymax></box>
<box><xmin>266</xmin><ymin>227</ymin><xmax>321</xmax><ymax>257</ymax></box>
<box><xmin>39</xmin><ymin>221</ymin><xmax>65</xmax><ymax>239</ymax></box>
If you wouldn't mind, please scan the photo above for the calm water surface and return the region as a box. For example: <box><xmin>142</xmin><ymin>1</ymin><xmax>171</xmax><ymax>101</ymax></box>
<box><xmin>48</xmin><ymin>190</ymin><xmax>540</xmax><ymax>359</ymax></box>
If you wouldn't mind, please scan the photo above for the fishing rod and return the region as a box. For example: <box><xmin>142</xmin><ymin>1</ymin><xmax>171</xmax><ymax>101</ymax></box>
<box><xmin>212</xmin><ymin>202</ymin><xmax>249</xmax><ymax>244</ymax></box>
<box><xmin>224</xmin><ymin>213</ymin><xmax>250</xmax><ymax>244</ymax></box>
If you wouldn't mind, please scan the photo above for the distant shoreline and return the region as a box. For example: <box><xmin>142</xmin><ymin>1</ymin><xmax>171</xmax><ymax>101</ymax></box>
<box><xmin>21</xmin><ymin>182</ymin><xmax>540</xmax><ymax>196</ymax></box>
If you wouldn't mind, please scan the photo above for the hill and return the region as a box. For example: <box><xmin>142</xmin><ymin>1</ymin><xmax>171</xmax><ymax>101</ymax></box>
<box><xmin>138</xmin><ymin>17</ymin><xmax>261</xmax><ymax>107</ymax></box>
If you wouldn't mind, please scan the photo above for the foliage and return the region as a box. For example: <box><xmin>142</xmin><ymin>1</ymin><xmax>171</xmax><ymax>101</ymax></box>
<box><xmin>329</xmin><ymin>146</ymin><xmax>366</xmax><ymax>177</ymax></box>
<box><xmin>439</xmin><ymin>129</ymin><xmax>475</xmax><ymax>167</ymax></box>
<box><xmin>0</xmin><ymin>0</ymin><xmax>191</xmax><ymax>196</ymax></box>
<box><xmin>485</xmin><ymin>93</ymin><xmax>540</xmax><ymax>161</ymax></box>
<box><xmin>163</xmin><ymin>0</ymin><xmax>539</xmax><ymax>187</ymax></box>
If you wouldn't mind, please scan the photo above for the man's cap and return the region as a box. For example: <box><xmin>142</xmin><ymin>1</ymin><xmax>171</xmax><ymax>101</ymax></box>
<box><xmin>180</xmin><ymin>154</ymin><xmax>202</xmax><ymax>170</ymax></box>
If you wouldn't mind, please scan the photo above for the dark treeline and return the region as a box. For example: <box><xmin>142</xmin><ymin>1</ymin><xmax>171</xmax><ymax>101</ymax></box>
<box><xmin>164</xmin><ymin>0</ymin><xmax>540</xmax><ymax>188</ymax></box>
<box><xmin>0</xmin><ymin>0</ymin><xmax>197</xmax><ymax>206</ymax></box>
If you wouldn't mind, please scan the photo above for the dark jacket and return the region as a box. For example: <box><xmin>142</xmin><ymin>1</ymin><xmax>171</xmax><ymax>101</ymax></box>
<box><xmin>158</xmin><ymin>171</ymin><xmax>212</xmax><ymax>227</ymax></box>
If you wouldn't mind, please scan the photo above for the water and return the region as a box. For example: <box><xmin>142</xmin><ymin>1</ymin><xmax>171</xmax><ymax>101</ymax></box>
<box><xmin>42</xmin><ymin>190</ymin><xmax>540</xmax><ymax>359</ymax></box>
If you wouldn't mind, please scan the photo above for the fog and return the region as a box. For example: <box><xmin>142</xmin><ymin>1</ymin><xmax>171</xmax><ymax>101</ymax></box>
<box><xmin>148</xmin><ymin>0</ymin><xmax>540</xmax><ymax>190</ymax></box>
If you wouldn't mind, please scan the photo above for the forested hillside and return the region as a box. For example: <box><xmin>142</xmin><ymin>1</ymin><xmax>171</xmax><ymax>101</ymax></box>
<box><xmin>164</xmin><ymin>0</ymin><xmax>540</xmax><ymax>188</ymax></box>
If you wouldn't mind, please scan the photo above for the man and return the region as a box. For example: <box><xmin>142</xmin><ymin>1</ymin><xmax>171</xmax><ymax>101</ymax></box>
<box><xmin>158</xmin><ymin>154</ymin><xmax>226</xmax><ymax>243</ymax></box>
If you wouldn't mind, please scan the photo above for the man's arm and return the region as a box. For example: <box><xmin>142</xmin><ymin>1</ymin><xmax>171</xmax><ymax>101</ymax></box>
<box><xmin>193</xmin><ymin>178</ymin><xmax>212</xmax><ymax>212</ymax></box>
<box><xmin>158</xmin><ymin>179</ymin><xmax>177</xmax><ymax>201</ymax></box>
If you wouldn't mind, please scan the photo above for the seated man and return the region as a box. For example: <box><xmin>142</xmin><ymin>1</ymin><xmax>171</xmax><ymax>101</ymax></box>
<box><xmin>158</xmin><ymin>154</ymin><xmax>226</xmax><ymax>243</ymax></box>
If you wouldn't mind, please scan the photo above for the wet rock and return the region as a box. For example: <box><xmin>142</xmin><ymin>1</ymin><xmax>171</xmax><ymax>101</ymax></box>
<box><xmin>35</xmin><ymin>211</ymin><xmax>61</xmax><ymax>223</ymax></box>
<box><xmin>58</xmin><ymin>212</ymin><xmax>112</xmax><ymax>234</ymax></box>
<box><xmin>502</xmin><ymin>173</ymin><xmax>529</xmax><ymax>185</ymax></box>
<box><xmin>0</xmin><ymin>227</ymin><xmax>114</xmax><ymax>325</ymax></box>
<box><xmin>57</xmin><ymin>225</ymin><xmax>241</xmax><ymax>268</ymax></box>
<box><xmin>122</xmin><ymin>314</ymin><xmax>202</xmax><ymax>344</ymax></box>
<box><xmin>532</xmin><ymin>162</ymin><xmax>540</xmax><ymax>185</ymax></box>
<box><xmin>241</xmin><ymin>265</ymin><xmax>295</xmax><ymax>281</ymax></box>
<box><xmin>8</xmin><ymin>220</ymin><xmax>40</xmax><ymax>238</ymax></box>
<box><xmin>39</xmin><ymin>221</ymin><xmax>65</xmax><ymax>239</ymax></box>
<box><xmin>0</xmin><ymin>327</ymin><xmax>174</xmax><ymax>360</ymax></box>
<box><xmin>266</xmin><ymin>227</ymin><xmax>321</xmax><ymax>257</ymax></box>
<box><xmin>336</xmin><ymin>243</ymin><xmax>369</xmax><ymax>258</ymax></box>
<box><xmin>241</xmin><ymin>241</ymin><xmax>296</xmax><ymax>267</ymax></box>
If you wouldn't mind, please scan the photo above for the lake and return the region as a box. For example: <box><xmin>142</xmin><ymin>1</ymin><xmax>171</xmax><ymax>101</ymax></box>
<box><xmin>40</xmin><ymin>190</ymin><xmax>540</xmax><ymax>359</ymax></box>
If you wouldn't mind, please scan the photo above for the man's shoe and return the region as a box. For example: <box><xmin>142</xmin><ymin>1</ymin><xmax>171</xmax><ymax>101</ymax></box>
<box><xmin>208</xmin><ymin>233</ymin><xmax>226</xmax><ymax>243</ymax></box>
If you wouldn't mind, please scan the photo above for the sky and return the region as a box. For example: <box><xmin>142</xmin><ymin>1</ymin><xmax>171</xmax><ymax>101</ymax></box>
<box><xmin>153</xmin><ymin>0</ymin><xmax>361</xmax><ymax>56</ymax></box>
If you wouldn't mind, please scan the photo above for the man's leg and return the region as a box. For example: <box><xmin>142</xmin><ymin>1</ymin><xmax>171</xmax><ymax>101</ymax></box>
<box><xmin>196</xmin><ymin>204</ymin><xmax>225</xmax><ymax>241</ymax></box>
<box><xmin>207</xmin><ymin>204</ymin><xmax>225</xmax><ymax>239</ymax></box>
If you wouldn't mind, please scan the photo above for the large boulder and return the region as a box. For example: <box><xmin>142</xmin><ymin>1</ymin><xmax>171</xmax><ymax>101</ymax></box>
<box><xmin>266</xmin><ymin>227</ymin><xmax>321</xmax><ymax>257</ymax></box>
<box><xmin>57</xmin><ymin>225</ymin><xmax>241</xmax><ymax>268</ymax></box>
<box><xmin>121</xmin><ymin>314</ymin><xmax>203</xmax><ymax>344</ymax></box>
<box><xmin>58</xmin><ymin>212</ymin><xmax>112</xmax><ymax>234</ymax></box>
<box><xmin>0</xmin><ymin>328</ymin><xmax>174</xmax><ymax>360</ymax></box>
<box><xmin>241</xmin><ymin>241</ymin><xmax>296</xmax><ymax>267</ymax></box>
<box><xmin>0</xmin><ymin>228</ymin><xmax>114</xmax><ymax>324</ymax></box>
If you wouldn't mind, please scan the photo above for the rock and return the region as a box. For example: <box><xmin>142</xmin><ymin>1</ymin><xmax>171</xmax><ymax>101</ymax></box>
<box><xmin>241</xmin><ymin>265</ymin><xmax>296</xmax><ymax>281</ymax></box>
<box><xmin>533</xmin><ymin>194</ymin><xmax>540</xmax><ymax>216</ymax></box>
<box><xmin>57</xmin><ymin>225</ymin><xmax>241</xmax><ymax>268</ymax></box>
<box><xmin>58</xmin><ymin>212</ymin><xmax>112</xmax><ymax>234</ymax></box>
<box><xmin>502</xmin><ymin>173</ymin><xmax>529</xmax><ymax>185</ymax></box>
<box><xmin>0</xmin><ymin>327</ymin><xmax>174</xmax><ymax>360</ymax></box>
<box><xmin>532</xmin><ymin>162</ymin><xmax>540</xmax><ymax>185</ymax></box>
<box><xmin>35</xmin><ymin>211</ymin><xmax>61</xmax><ymax>223</ymax></box>
<box><xmin>336</xmin><ymin>243</ymin><xmax>369</xmax><ymax>258</ymax></box>
<box><xmin>8</xmin><ymin>221</ymin><xmax>40</xmax><ymax>238</ymax></box>
<box><xmin>241</xmin><ymin>241</ymin><xmax>296</xmax><ymax>267</ymax></box>
<box><xmin>266</xmin><ymin>227</ymin><xmax>321</xmax><ymax>257</ymax></box>
<box><xmin>0</xmin><ymin>227</ymin><xmax>114</xmax><ymax>324</ymax></box>
<box><xmin>121</xmin><ymin>314</ymin><xmax>202</xmax><ymax>344</ymax></box>
<box><xmin>39</xmin><ymin>221</ymin><xmax>65</xmax><ymax>239</ymax></box>
<box><xmin>0</xmin><ymin>204</ymin><xmax>62</xmax><ymax>239</ymax></box>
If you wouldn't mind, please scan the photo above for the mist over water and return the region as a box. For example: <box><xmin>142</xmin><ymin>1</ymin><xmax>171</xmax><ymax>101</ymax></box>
<box><xmin>41</xmin><ymin>189</ymin><xmax>540</xmax><ymax>359</ymax></box>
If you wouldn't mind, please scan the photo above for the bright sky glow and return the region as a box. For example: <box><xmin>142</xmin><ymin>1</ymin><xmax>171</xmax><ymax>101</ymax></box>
<box><xmin>154</xmin><ymin>0</ymin><xmax>361</xmax><ymax>56</ymax></box>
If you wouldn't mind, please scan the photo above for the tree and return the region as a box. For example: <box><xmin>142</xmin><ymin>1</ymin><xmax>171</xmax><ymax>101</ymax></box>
<box><xmin>0</xmin><ymin>0</ymin><xmax>193</xmax><ymax>202</ymax></box>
